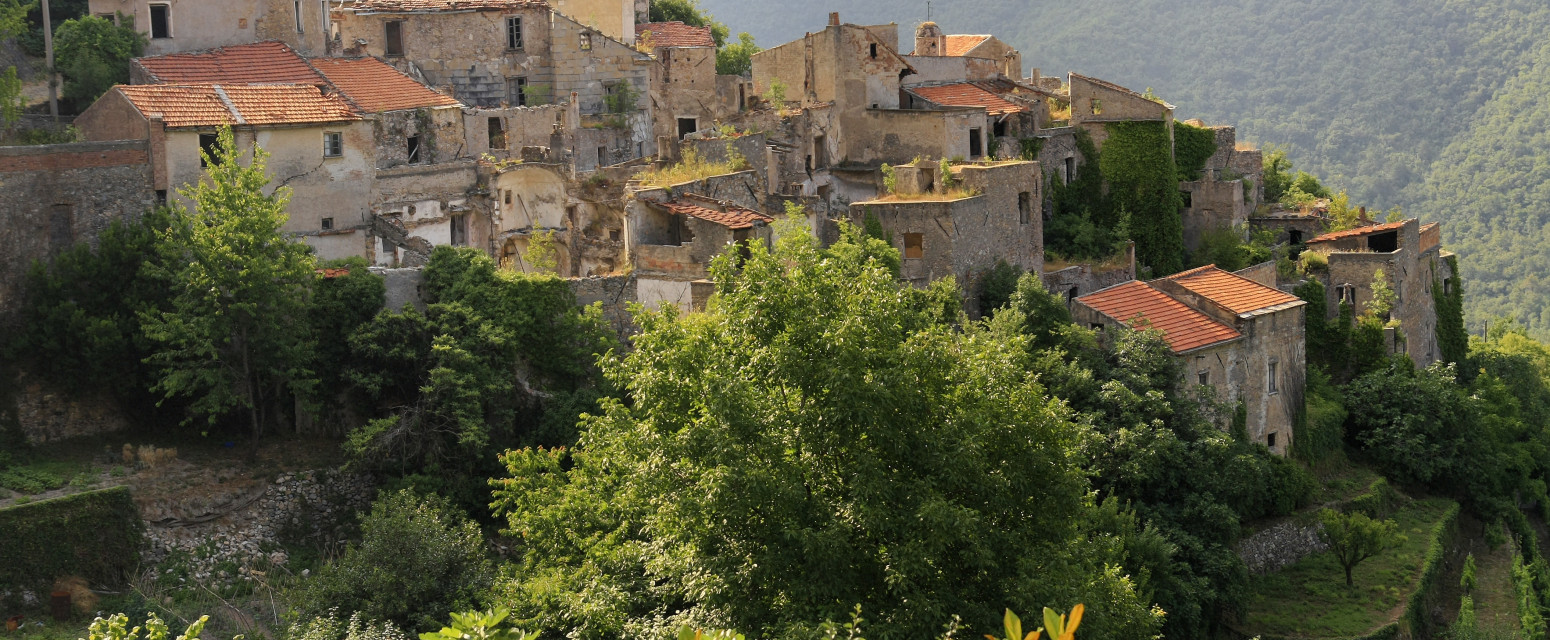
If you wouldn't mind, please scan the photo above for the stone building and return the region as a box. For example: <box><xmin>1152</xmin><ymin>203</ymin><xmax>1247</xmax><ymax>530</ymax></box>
<box><xmin>1068</xmin><ymin>72</ymin><xmax>1172</xmax><ymax>150</ymax></box>
<box><xmin>907</xmin><ymin>23</ymin><xmax>1022</xmax><ymax>80</ymax></box>
<box><xmin>1303</xmin><ymin>218</ymin><xmax>1453</xmax><ymax>366</ymax></box>
<box><xmin>627</xmin><ymin>172</ymin><xmax>772</xmax><ymax>311</ymax></box>
<box><xmin>87</xmin><ymin>0</ymin><xmax>330</xmax><ymax>56</ymax></box>
<box><xmin>848</xmin><ymin>160</ymin><xmax>1041</xmax><ymax>316</ymax></box>
<box><xmin>1074</xmin><ymin>265</ymin><xmax>1307</xmax><ymax>455</ymax></box>
<box><xmin>1179</xmin><ymin>122</ymin><xmax>1264</xmax><ymax>253</ymax></box>
<box><xmin>637</xmin><ymin>20</ymin><xmax>749</xmax><ymax>148</ymax></box>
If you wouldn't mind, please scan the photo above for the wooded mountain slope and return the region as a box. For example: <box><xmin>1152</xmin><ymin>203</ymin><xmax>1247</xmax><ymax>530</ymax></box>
<box><xmin>703</xmin><ymin>0</ymin><xmax>1550</xmax><ymax>338</ymax></box>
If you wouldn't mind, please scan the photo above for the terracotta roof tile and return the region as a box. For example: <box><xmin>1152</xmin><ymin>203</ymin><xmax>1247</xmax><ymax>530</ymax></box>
<box><xmin>636</xmin><ymin>21</ymin><xmax>715</xmax><ymax>48</ymax></box>
<box><xmin>135</xmin><ymin>41</ymin><xmax>325</xmax><ymax>85</ymax></box>
<box><xmin>907</xmin><ymin>82</ymin><xmax>1024</xmax><ymax>116</ymax></box>
<box><xmin>117</xmin><ymin>84</ymin><xmax>361</xmax><ymax>128</ymax></box>
<box><xmin>1158</xmin><ymin>265</ymin><xmax>1304</xmax><ymax>315</ymax></box>
<box><xmin>944</xmin><ymin>35</ymin><xmax>990</xmax><ymax>57</ymax></box>
<box><xmin>660</xmin><ymin>200</ymin><xmax>772</xmax><ymax>230</ymax></box>
<box><xmin>309</xmin><ymin>57</ymin><xmax>460</xmax><ymax>112</ymax></box>
<box><xmin>1078</xmin><ymin>280</ymin><xmax>1242</xmax><ymax>354</ymax></box>
<box><xmin>351</xmin><ymin>0</ymin><xmax>546</xmax><ymax>12</ymax></box>
<box><xmin>1307</xmin><ymin>220</ymin><xmax>1408</xmax><ymax>244</ymax></box>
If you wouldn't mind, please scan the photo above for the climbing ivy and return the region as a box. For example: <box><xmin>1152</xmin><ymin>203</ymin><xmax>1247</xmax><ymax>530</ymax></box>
<box><xmin>1101</xmin><ymin>121</ymin><xmax>1185</xmax><ymax>275</ymax></box>
<box><xmin>1173</xmin><ymin>121</ymin><xmax>1218</xmax><ymax>182</ymax></box>
<box><xmin>1434</xmin><ymin>254</ymin><xmax>1468</xmax><ymax>367</ymax></box>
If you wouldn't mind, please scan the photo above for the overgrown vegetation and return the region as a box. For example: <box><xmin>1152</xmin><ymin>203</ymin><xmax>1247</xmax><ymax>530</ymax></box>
<box><xmin>0</xmin><ymin>486</ymin><xmax>142</xmax><ymax>604</ymax></box>
<box><xmin>53</xmin><ymin>14</ymin><xmax>145</xmax><ymax>106</ymax></box>
<box><xmin>633</xmin><ymin>147</ymin><xmax>749</xmax><ymax>187</ymax></box>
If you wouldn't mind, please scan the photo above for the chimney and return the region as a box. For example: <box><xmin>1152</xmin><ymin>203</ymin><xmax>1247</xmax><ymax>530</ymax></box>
<box><xmin>829</xmin><ymin>12</ymin><xmax>840</xmax><ymax>26</ymax></box>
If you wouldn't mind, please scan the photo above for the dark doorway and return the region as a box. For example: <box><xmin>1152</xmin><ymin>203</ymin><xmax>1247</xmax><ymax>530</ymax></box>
<box><xmin>385</xmin><ymin>21</ymin><xmax>405</xmax><ymax>56</ymax></box>
<box><xmin>968</xmin><ymin>128</ymin><xmax>982</xmax><ymax>158</ymax></box>
<box><xmin>677</xmin><ymin>117</ymin><xmax>697</xmax><ymax>139</ymax></box>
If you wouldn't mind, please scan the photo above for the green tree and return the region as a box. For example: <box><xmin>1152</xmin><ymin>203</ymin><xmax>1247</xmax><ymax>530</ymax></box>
<box><xmin>1317</xmin><ymin>508</ymin><xmax>1399</xmax><ymax>586</ymax></box>
<box><xmin>1261</xmin><ymin>147</ymin><xmax>1294</xmax><ymax>204</ymax></box>
<box><xmin>291</xmin><ymin>490</ymin><xmax>494</xmax><ymax>633</ymax></box>
<box><xmin>0</xmin><ymin>0</ymin><xmax>28</xmax><ymax>129</ymax></box>
<box><xmin>141</xmin><ymin>126</ymin><xmax>317</xmax><ymax>440</ymax></box>
<box><xmin>304</xmin><ymin>258</ymin><xmax>385</xmax><ymax>421</ymax></box>
<box><xmin>490</xmin><ymin>222</ymin><xmax>1161</xmax><ymax>640</ymax></box>
<box><xmin>976</xmin><ymin>259</ymin><xmax>1023</xmax><ymax>315</ymax></box>
<box><xmin>1099</xmin><ymin>121</ymin><xmax>1183</xmax><ymax>274</ymax></box>
<box><xmin>715</xmin><ymin>32</ymin><xmax>760</xmax><ymax>76</ymax></box>
<box><xmin>53</xmin><ymin>14</ymin><xmax>145</xmax><ymax>104</ymax></box>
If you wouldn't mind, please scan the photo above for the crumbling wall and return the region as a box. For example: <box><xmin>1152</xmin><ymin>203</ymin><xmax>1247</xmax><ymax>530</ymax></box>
<box><xmin>846</xmin><ymin>108</ymin><xmax>986</xmax><ymax>165</ymax></box>
<box><xmin>568</xmin><ymin>273</ymin><xmax>637</xmax><ymax>335</ymax></box>
<box><xmin>373</xmin><ymin>106</ymin><xmax>466</xmax><ymax>169</ymax></box>
<box><xmin>0</xmin><ymin>140</ymin><xmax>156</xmax><ymax>321</ymax></box>
<box><xmin>1068</xmin><ymin>74</ymin><xmax>1171</xmax><ymax>150</ymax></box>
<box><xmin>90</xmin><ymin>0</ymin><xmax>327</xmax><ymax>57</ymax></box>
<box><xmin>1180</xmin><ymin>178</ymin><xmax>1246</xmax><ymax>253</ymax></box>
<box><xmin>10</xmin><ymin>372</ymin><xmax>130</xmax><ymax>444</ymax></box>
<box><xmin>550</xmin><ymin>12</ymin><xmax>651</xmax><ymax>115</ymax></box>
<box><xmin>465</xmin><ymin>105</ymin><xmax>567</xmax><ymax>159</ymax></box>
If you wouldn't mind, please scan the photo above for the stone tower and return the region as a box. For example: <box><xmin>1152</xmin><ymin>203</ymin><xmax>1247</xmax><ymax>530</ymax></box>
<box><xmin>915</xmin><ymin>21</ymin><xmax>945</xmax><ymax>56</ymax></box>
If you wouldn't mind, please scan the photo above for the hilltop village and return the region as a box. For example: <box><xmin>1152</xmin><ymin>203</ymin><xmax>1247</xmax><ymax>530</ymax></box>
<box><xmin>0</xmin><ymin>0</ymin><xmax>1456</xmax><ymax>456</ymax></box>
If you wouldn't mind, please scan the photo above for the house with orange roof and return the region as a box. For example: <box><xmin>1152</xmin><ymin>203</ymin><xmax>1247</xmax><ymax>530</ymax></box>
<box><xmin>76</xmin><ymin>83</ymin><xmax>377</xmax><ymax>260</ymax></box>
<box><xmin>908</xmin><ymin>22</ymin><xmax>1022</xmax><ymax>79</ymax></box>
<box><xmin>1076</xmin><ymin>265</ymin><xmax>1307</xmax><ymax>455</ymax></box>
<box><xmin>87</xmin><ymin>0</ymin><xmax>329</xmax><ymax>57</ymax></box>
<box><xmin>637</xmin><ymin>20</ymin><xmax>751</xmax><ymax>151</ymax></box>
<box><xmin>627</xmin><ymin>175</ymin><xmax>771</xmax><ymax>312</ymax></box>
<box><xmin>1303</xmin><ymin>218</ymin><xmax>1457</xmax><ymax>366</ymax></box>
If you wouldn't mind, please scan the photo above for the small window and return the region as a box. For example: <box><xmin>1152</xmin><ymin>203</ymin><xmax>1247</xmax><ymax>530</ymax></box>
<box><xmin>813</xmin><ymin>135</ymin><xmax>826</xmax><ymax>168</ymax></box>
<box><xmin>323</xmin><ymin>131</ymin><xmax>342</xmax><ymax>157</ymax></box>
<box><xmin>1444</xmin><ymin>279</ymin><xmax>1452</xmax><ymax>296</ymax></box>
<box><xmin>198</xmin><ymin>133</ymin><xmax>220</xmax><ymax>167</ymax></box>
<box><xmin>1063</xmin><ymin>156</ymin><xmax>1075</xmax><ymax>185</ymax></box>
<box><xmin>504</xmin><ymin>190</ymin><xmax>512</xmax><ymax>205</ymax></box>
<box><xmin>450</xmin><ymin>214</ymin><xmax>468</xmax><ymax>246</ymax></box>
<box><xmin>406</xmin><ymin>135</ymin><xmax>421</xmax><ymax>163</ymax></box>
<box><xmin>321</xmin><ymin>217</ymin><xmax>334</xmax><ymax>231</ymax></box>
<box><xmin>869</xmin><ymin>43</ymin><xmax>877</xmax><ymax>59</ymax></box>
<box><xmin>1091</xmin><ymin>98</ymin><xmax>1103</xmax><ymax>115</ymax></box>
<box><xmin>903</xmin><ymin>233</ymin><xmax>924</xmax><ymax>259</ymax></box>
<box><xmin>488</xmin><ymin>117</ymin><xmax>506</xmax><ymax>149</ymax></box>
<box><xmin>1267</xmin><ymin>432</ymin><xmax>1278</xmax><ymax>449</ymax></box>
<box><xmin>149</xmin><ymin>3</ymin><xmax>170</xmax><ymax>38</ymax></box>
<box><xmin>1180</xmin><ymin>190</ymin><xmax>1192</xmax><ymax>208</ymax></box>
<box><xmin>1198</xmin><ymin>371</ymin><xmax>1210</xmax><ymax>386</ymax></box>
<box><xmin>598</xmin><ymin>146</ymin><xmax>608</xmax><ymax>166</ymax></box>
<box><xmin>385</xmin><ymin>21</ymin><xmax>405</xmax><ymax>56</ymax></box>
<box><xmin>506</xmin><ymin>16</ymin><xmax>523</xmax><ymax>50</ymax></box>
<box><xmin>155</xmin><ymin>189</ymin><xmax>167</xmax><ymax>205</ymax></box>
<box><xmin>993</xmin><ymin>120</ymin><xmax>1007</xmax><ymax>138</ymax></box>
<box><xmin>294</xmin><ymin>0</ymin><xmax>304</xmax><ymax>33</ymax></box>
<box><xmin>508</xmin><ymin>77</ymin><xmax>528</xmax><ymax>106</ymax></box>
<box><xmin>580</xmin><ymin>32</ymin><xmax>592</xmax><ymax>51</ymax></box>
<box><xmin>1067</xmin><ymin>287</ymin><xmax>1078</xmax><ymax>303</ymax></box>
<box><xmin>1090</xmin><ymin>322</ymin><xmax>1104</xmax><ymax>331</ymax></box>
<box><xmin>1018</xmin><ymin>191</ymin><xmax>1031</xmax><ymax>225</ymax></box>
<box><xmin>1268</xmin><ymin>361</ymin><xmax>1279</xmax><ymax>394</ymax></box>
<box><xmin>969</xmin><ymin>127</ymin><xmax>982</xmax><ymax>158</ymax></box>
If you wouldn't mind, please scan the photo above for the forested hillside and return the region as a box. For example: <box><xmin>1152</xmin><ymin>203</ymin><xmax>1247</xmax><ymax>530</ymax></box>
<box><xmin>701</xmin><ymin>0</ymin><xmax>1550</xmax><ymax>338</ymax></box>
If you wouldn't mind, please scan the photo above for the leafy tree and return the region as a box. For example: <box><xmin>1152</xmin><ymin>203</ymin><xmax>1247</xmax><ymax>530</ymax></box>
<box><xmin>490</xmin><ymin>222</ymin><xmax>1161</xmax><ymax>640</ymax></box>
<box><xmin>418</xmin><ymin>609</ymin><xmax>536</xmax><ymax>640</ymax></box>
<box><xmin>716</xmin><ymin>32</ymin><xmax>760</xmax><ymax>76</ymax></box>
<box><xmin>53</xmin><ymin>14</ymin><xmax>145</xmax><ymax>104</ymax></box>
<box><xmin>291</xmin><ymin>490</ymin><xmax>494</xmax><ymax>633</ymax></box>
<box><xmin>976</xmin><ymin>259</ymin><xmax>1023</xmax><ymax>315</ymax></box>
<box><xmin>0</xmin><ymin>65</ymin><xmax>21</xmax><ymax>129</ymax></box>
<box><xmin>86</xmin><ymin>613</ymin><xmax>208</xmax><ymax>640</ymax></box>
<box><xmin>1462</xmin><ymin>553</ymin><xmax>1478</xmax><ymax>593</ymax></box>
<box><xmin>141</xmin><ymin>126</ymin><xmax>317</xmax><ymax>440</ymax></box>
<box><xmin>1261</xmin><ymin>147</ymin><xmax>1294</xmax><ymax>204</ymax></box>
<box><xmin>304</xmin><ymin>258</ymin><xmax>385</xmax><ymax>421</ymax></box>
<box><xmin>1317</xmin><ymin>508</ymin><xmax>1399</xmax><ymax>586</ymax></box>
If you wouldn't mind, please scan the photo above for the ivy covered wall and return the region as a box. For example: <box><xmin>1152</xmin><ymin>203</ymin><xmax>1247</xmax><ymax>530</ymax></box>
<box><xmin>1100</xmin><ymin>121</ymin><xmax>1185</xmax><ymax>275</ymax></box>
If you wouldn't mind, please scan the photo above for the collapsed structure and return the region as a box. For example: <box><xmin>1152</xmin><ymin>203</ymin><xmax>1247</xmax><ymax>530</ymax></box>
<box><xmin>1</xmin><ymin>4</ymin><xmax>1461</xmax><ymax>455</ymax></box>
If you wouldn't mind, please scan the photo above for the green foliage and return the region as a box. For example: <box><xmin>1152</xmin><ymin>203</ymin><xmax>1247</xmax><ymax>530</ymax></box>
<box><xmin>54</xmin><ymin>15</ymin><xmax>145</xmax><ymax>104</ymax></box>
<box><xmin>1366</xmin><ymin>269</ymin><xmax>1396</xmax><ymax>319</ymax></box>
<box><xmin>1318</xmin><ymin>508</ymin><xmax>1401</xmax><ymax>586</ymax></box>
<box><xmin>1294</xmin><ymin>367</ymin><xmax>1347</xmax><ymax>462</ymax></box>
<box><xmin>86</xmin><ymin>613</ymin><xmax>208</xmax><ymax>640</ymax></box>
<box><xmin>524</xmin><ymin>230</ymin><xmax>559</xmax><ymax>274</ymax></box>
<box><xmin>0</xmin><ymin>65</ymin><xmax>21</xmax><ymax>128</ymax></box>
<box><xmin>419</xmin><ymin>609</ymin><xmax>535</xmax><ymax>640</ymax></box>
<box><xmin>976</xmin><ymin>259</ymin><xmax>1023</xmax><ymax>315</ymax></box>
<box><xmin>879</xmin><ymin>163</ymin><xmax>896</xmax><ymax>193</ymax></box>
<box><xmin>12</xmin><ymin>209</ymin><xmax>175</xmax><ymax>421</ymax></box>
<box><xmin>305</xmin><ymin>259</ymin><xmax>385</xmax><ymax>415</ymax></box>
<box><xmin>939</xmin><ymin>157</ymin><xmax>957</xmax><ymax>189</ymax></box>
<box><xmin>1513</xmin><ymin>554</ymin><xmax>1548</xmax><ymax>638</ymax></box>
<box><xmin>0</xmin><ymin>487</ymin><xmax>142</xmax><ymax>603</ymax></box>
<box><xmin>141</xmin><ymin>126</ymin><xmax>317</xmax><ymax>438</ymax></box>
<box><xmin>1172</xmin><ymin>121</ymin><xmax>1218</xmax><ymax>182</ymax></box>
<box><xmin>1342</xmin><ymin>477</ymin><xmax>1405</xmax><ymax>519</ymax></box>
<box><xmin>1434</xmin><ymin>255</ymin><xmax>1468</xmax><ymax>367</ymax></box>
<box><xmin>1188</xmin><ymin>225</ymin><xmax>1273</xmax><ymax>272</ymax></box>
<box><xmin>1019</xmin><ymin>137</ymin><xmax>1044</xmax><ymax>161</ymax></box>
<box><xmin>489</xmin><ymin>222</ymin><xmax>1161</xmax><ymax>640</ymax></box>
<box><xmin>602</xmin><ymin>80</ymin><xmax>640</xmax><ymax>115</ymax></box>
<box><xmin>715</xmin><ymin>32</ymin><xmax>759</xmax><ymax>76</ymax></box>
<box><xmin>1045</xmin><ymin>131</ymin><xmax>1128</xmax><ymax>261</ymax></box>
<box><xmin>763</xmin><ymin>79</ymin><xmax>786</xmax><ymax>105</ymax></box>
<box><xmin>1261</xmin><ymin>147</ymin><xmax>1294</xmax><ymax>204</ymax></box>
<box><xmin>290</xmin><ymin>490</ymin><xmax>493</xmax><ymax>633</ymax></box>
<box><xmin>1100</xmin><ymin>121</ymin><xmax>1183</xmax><ymax>274</ymax></box>
<box><xmin>288</xmin><ymin>611</ymin><xmax>410</xmax><ymax>640</ymax></box>
<box><xmin>1462</xmin><ymin>553</ymin><xmax>1478</xmax><ymax>593</ymax></box>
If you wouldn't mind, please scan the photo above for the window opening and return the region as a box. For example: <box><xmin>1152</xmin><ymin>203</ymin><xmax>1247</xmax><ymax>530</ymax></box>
<box><xmin>1267</xmin><ymin>432</ymin><xmax>1277</xmax><ymax>449</ymax></box>
<box><xmin>488</xmin><ymin>118</ymin><xmax>506</xmax><ymax>149</ymax></box>
<box><xmin>406</xmin><ymin>135</ymin><xmax>421</xmax><ymax>163</ymax></box>
<box><xmin>598</xmin><ymin>146</ymin><xmax>608</xmax><ymax>166</ymax></box>
<box><xmin>1180</xmin><ymin>190</ymin><xmax>1192</xmax><ymax>208</ymax></box>
<box><xmin>508</xmin><ymin>77</ymin><xmax>528</xmax><ymax>106</ymax></box>
<box><xmin>385</xmin><ymin>21</ymin><xmax>404</xmax><ymax>56</ymax></box>
<box><xmin>677</xmin><ymin>117</ymin><xmax>697</xmax><ymax>140</ymax></box>
<box><xmin>869</xmin><ymin>43</ymin><xmax>877</xmax><ymax>58</ymax></box>
<box><xmin>149</xmin><ymin>4</ymin><xmax>170</xmax><ymax>38</ymax></box>
<box><xmin>968</xmin><ymin>128</ymin><xmax>982</xmax><ymax>158</ymax></box>
<box><xmin>506</xmin><ymin>16</ymin><xmax>523</xmax><ymax>50</ymax></box>
<box><xmin>294</xmin><ymin>0</ymin><xmax>304</xmax><ymax>32</ymax></box>
<box><xmin>450</xmin><ymin>214</ymin><xmax>468</xmax><ymax>246</ymax></box>
<box><xmin>1268</xmin><ymin>361</ymin><xmax>1279</xmax><ymax>394</ymax></box>
<box><xmin>198</xmin><ymin>133</ymin><xmax>220</xmax><ymax>167</ymax></box>
<box><xmin>993</xmin><ymin>120</ymin><xmax>1007</xmax><ymax>137</ymax></box>
<box><xmin>1018</xmin><ymin>191</ymin><xmax>1031</xmax><ymax>225</ymax></box>
<box><xmin>321</xmin><ymin>217</ymin><xmax>334</xmax><ymax>230</ymax></box>
<box><xmin>813</xmin><ymin>135</ymin><xmax>826</xmax><ymax>168</ymax></box>
<box><xmin>580</xmin><ymin>32</ymin><xmax>592</xmax><ymax>50</ymax></box>
<box><xmin>1091</xmin><ymin>98</ymin><xmax>1102</xmax><ymax>115</ymax></box>
<box><xmin>903</xmin><ymin>233</ymin><xmax>924</xmax><ymax>259</ymax></box>
<box><xmin>1063</xmin><ymin>156</ymin><xmax>1075</xmax><ymax>185</ymax></box>
<box><xmin>323</xmin><ymin>131</ymin><xmax>342</xmax><ymax>157</ymax></box>
<box><xmin>1198</xmin><ymin>371</ymin><xmax>1210</xmax><ymax>386</ymax></box>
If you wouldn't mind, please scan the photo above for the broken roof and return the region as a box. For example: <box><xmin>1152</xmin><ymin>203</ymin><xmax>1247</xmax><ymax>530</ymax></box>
<box><xmin>1158</xmin><ymin>265</ymin><xmax>1304</xmax><ymax>315</ymax></box>
<box><xmin>135</xmin><ymin>41</ymin><xmax>326</xmax><ymax>85</ymax></box>
<box><xmin>907</xmin><ymin>82</ymin><xmax>1024</xmax><ymax>116</ymax></box>
<box><xmin>349</xmin><ymin>0</ymin><xmax>546</xmax><ymax>12</ymax></box>
<box><xmin>636</xmin><ymin>21</ymin><xmax>715</xmax><ymax>48</ymax></box>
<box><xmin>1069</xmin><ymin>72</ymin><xmax>1175</xmax><ymax>110</ymax></box>
<box><xmin>1078</xmin><ymin>280</ymin><xmax>1242</xmax><ymax>354</ymax></box>
<box><xmin>1307</xmin><ymin>220</ymin><xmax>1409</xmax><ymax>244</ymax></box>
<box><xmin>115</xmin><ymin>84</ymin><xmax>361</xmax><ymax>128</ymax></box>
<box><xmin>658</xmin><ymin>199</ymin><xmax>773</xmax><ymax>230</ymax></box>
<box><xmin>309</xmin><ymin>57</ymin><xmax>460</xmax><ymax>112</ymax></box>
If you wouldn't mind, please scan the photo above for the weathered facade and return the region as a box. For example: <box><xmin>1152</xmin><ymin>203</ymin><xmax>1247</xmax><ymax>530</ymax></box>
<box><xmin>87</xmin><ymin>0</ymin><xmax>329</xmax><ymax>55</ymax></box>
<box><xmin>1305</xmin><ymin>218</ymin><xmax>1453</xmax><ymax>366</ymax></box>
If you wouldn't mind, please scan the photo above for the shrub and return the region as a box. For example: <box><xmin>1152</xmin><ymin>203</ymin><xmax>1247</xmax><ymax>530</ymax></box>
<box><xmin>289</xmin><ymin>490</ymin><xmax>493</xmax><ymax>632</ymax></box>
<box><xmin>290</xmin><ymin>611</ymin><xmax>411</xmax><ymax>640</ymax></box>
<box><xmin>0</xmin><ymin>486</ymin><xmax>143</xmax><ymax>604</ymax></box>
<box><xmin>976</xmin><ymin>259</ymin><xmax>1023</xmax><ymax>315</ymax></box>
<box><xmin>54</xmin><ymin>15</ymin><xmax>146</xmax><ymax>104</ymax></box>
<box><xmin>1461</xmin><ymin>554</ymin><xmax>1477</xmax><ymax>593</ymax></box>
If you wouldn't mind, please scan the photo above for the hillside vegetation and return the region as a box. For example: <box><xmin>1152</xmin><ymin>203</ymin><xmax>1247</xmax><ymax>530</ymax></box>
<box><xmin>702</xmin><ymin>0</ymin><xmax>1550</xmax><ymax>338</ymax></box>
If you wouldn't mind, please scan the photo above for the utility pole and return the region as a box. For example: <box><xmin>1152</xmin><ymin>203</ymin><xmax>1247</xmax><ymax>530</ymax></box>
<box><xmin>41</xmin><ymin>0</ymin><xmax>57</xmax><ymax>121</ymax></box>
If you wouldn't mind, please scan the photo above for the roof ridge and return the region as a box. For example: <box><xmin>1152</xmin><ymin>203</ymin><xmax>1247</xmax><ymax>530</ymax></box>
<box><xmin>211</xmin><ymin>85</ymin><xmax>247</xmax><ymax>125</ymax></box>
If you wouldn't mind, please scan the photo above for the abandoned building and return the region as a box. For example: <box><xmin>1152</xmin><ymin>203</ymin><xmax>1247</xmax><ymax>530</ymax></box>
<box><xmin>86</xmin><ymin>0</ymin><xmax>331</xmax><ymax>56</ymax></box>
<box><xmin>1075</xmin><ymin>265</ymin><xmax>1307</xmax><ymax>455</ymax></box>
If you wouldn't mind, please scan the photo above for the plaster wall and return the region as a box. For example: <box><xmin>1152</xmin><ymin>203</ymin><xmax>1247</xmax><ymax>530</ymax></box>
<box><xmin>549</xmin><ymin>13</ymin><xmax>652</xmax><ymax>115</ymax></box>
<box><xmin>637</xmin><ymin>277</ymin><xmax>693</xmax><ymax>312</ymax></box>
<box><xmin>550</xmin><ymin>0</ymin><xmax>634</xmax><ymax>43</ymax></box>
<box><xmin>845</xmin><ymin>108</ymin><xmax>986</xmax><ymax>165</ymax></box>
<box><xmin>89</xmin><ymin>0</ymin><xmax>328</xmax><ymax>55</ymax></box>
<box><xmin>1180</xmin><ymin>178</ymin><xmax>1246</xmax><ymax>253</ymax></box>
<box><xmin>464</xmin><ymin>104</ymin><xmax>567</xmax><ymax>158</ymax></box>
<box><xmin>1069</xmin><ymin>74</ymin><xmax>1171</xmax><ymax>150</ymax></box>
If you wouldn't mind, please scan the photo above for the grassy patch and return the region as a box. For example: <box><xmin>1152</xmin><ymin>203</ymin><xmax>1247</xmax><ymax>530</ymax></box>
<box><xmin>1240</xmin><ymin>497</ymin><xmax>1457</xmax><ymax>639</ymax></box>
<box><xmin>1471</xmin><ymin>538</ymin><xmax>1525</xmax><ymax>634</ymax></box>
<box><xmin>634</xmin><ymin>148</ymin><xmax>749</xmax><ymax>188</ymax></box>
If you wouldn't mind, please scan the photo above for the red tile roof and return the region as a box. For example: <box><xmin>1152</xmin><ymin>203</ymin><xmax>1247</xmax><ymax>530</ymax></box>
<box><xmin>351</xmin><ymin>0</ymin><xmax>546</xmax><ymax>12</ymax></box>
<box><xmin>1078</xmin><ymin>281</ymin><xmax>1242</xmax><ymax>354</ymax></box>
<box><xmin>1307</xmin><ymin>220</ymin><xmax>1408</xmax><ymax>244</ymax></box>
<box><xmin>661</xmin><ymin>200</ymin><xmax>772</xmax><ymax>230</ymax></box>
<box><xmin>135</xmin><ymin>41</ymin><xmax>325</xmax><ymax>85</ymax></box>
<box><xmin>1158</xmin><ymin>265</ymin><xmax>1304</xmax><ymax>315</ymax></box>
<box><xmin>908</xmin><ymin>82</ymin><xmax>1024</xmax><ymax>116</ymax></box>
<box><xmin>309</xmin><ymin>57</ymin><xmax>460</xmax><ymax>112</ymax></box>
<box><xmin>944</xmin><ymin>35</ymin><xmax>990</xmax><ymax>57</ymax></box>
<box><xmin>116</xmin><ymin>84</ymin><xmax>361</xmax><ymax>128</ymax></box>
<box><xmin>636</xmin><ymin>21</ymin><xmax>715</xmax><ymax>48</ymax></box>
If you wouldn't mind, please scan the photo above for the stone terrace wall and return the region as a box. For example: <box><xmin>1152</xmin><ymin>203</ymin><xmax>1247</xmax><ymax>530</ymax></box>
<box><xmin>0</xmin><ymin>140</ymin><xmax>156</xmax><ymax>323</ymax></box>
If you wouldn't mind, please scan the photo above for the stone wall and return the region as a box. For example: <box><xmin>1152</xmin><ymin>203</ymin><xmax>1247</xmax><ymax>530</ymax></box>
<box><xmin>0</xmin><ymin>140</ymin><xmax>156</xmax><ymax>323</ymax></box>
<box><xmin>335</xmin><ymin>6</ymin><xmax>554</xmax><ymax>107</ymax></box>
<box><xmin>1180</xmin><ymin>178</ymin><xmax>1246</xmax><ymax>253</ymax></box>
<box><xmin>10</xmin><ymin>372</ymin><xmax>130</xmax><ymax>445</ymax></box>
<box><xmin>88</xmin><ymin>0</ymin><xmax>329</xmax><ymax>57</ymax></box>
<box><xmin>1235</xmin><ymin>261</ymin><xmax>1278</xmax><ymax>288</ymax></box>
<box><xmin>568</xmin><ymin>273</ymin><xmax>637</xmax><ymax>336</ymax></box>
<box><xmin>549</xmin><ymin>12</ymin><xmax>652</xmax><ymax>116</ymax></box>
<box><xmin>1042</xmin><ymin>246</ymin><xmax>1136</xmax><ymax>302</ymax></box>
<box><xmin>372</xmin><ymin>267</ymin><xmax>427</xmax><ymax>312</ymax></box>
<box><xmin>1238</xmin><ymin>519</ymin><xmax>1328</xmax><ymax>574</ymax></box>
